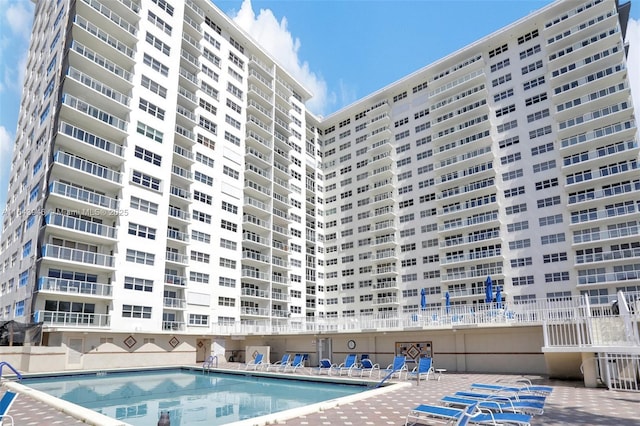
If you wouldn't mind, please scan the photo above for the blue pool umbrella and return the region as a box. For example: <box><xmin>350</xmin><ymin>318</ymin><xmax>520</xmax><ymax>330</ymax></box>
<box><xmin>496</xmin><ymin>286</ymin><xmax>502</xmax><ymax>309</ymax></box>
<box><xmin>420</xmin><ymin>288</ymin><xmax>427</xmax><ymax>310</ymax></box>
<box><xmin>485</xmin><ymin>276</ymin><xmax>493</xmax><ymax>304</ymax></box>
<box><xmin>445</xmin><ymin>292</ymin><xmax>451</xmax><ymax>314</ymax></box>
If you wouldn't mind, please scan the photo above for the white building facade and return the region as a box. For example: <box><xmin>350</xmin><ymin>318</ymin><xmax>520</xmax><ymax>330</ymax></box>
<box><xmin>0</xmin><ymin>0</ymin><xmax>637</xmax><ymax>338</ymax></box>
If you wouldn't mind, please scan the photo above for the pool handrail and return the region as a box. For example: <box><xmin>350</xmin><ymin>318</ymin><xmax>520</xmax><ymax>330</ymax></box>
<box><xmin>0</xmin><ymin>362</ymin><xmax>22</xmax><ymax>381</ymax></box>
<box><xmin>203</xmin><ymin>355</ymin><xmax>218</xmax><ymax>371</ymax></box>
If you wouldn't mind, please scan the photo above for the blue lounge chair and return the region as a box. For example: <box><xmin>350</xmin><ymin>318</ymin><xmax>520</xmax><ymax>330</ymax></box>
<box><xmin>244</xmin><ymin>353</ymin><xmax>264</xmax><ymax>370</ymax></box>
<box><xmin>455</xmin><ymin>391</ymin><xmax>547</xmax><ymax>404</ymax></box>
<box><xmin>310</xmin><ymin>358</ymin><xmax>334</xmax><ymax>375</ymax></box>
<box><xmin>441</xmin><ymin>395</ymin><xmax>544</xmax><ymax>416</ymax></box>
<box><xmin>470</xmin><ymin>382</ymin><xmax>553</xmax><ymax>396</ymax></box>
<box><xmin>283</xmin><ymin>353</ymin><xmax>305</xmax><ymax>373</ymax></box>
<box><xmin>381</xmin><ymin>355</ymin><xmax>407</xmax><ymax>380</ymax></box>
<box><xmin>0</xmin><ymin>390</ymin><xmax>18</xmax><ymax>426</ymax></box>
<box><xmin>331</xmin><ymin>353</ymin><xmax>358</xmax><ymax>376</ymax></box>
<box><xmin>265</xmin><ymin>354</ymin><xmax>291</xmax><ymax>372</ymax></box>
<box><xmin>405</xmin><ymin>402</ymin><xmax>532</xmax><ymax>426</ymax></box>
<box><xmin>351</xmin><ymin>358</ymin><xmax>380</xmax><ymax>378</ymax></box>
<box><xmin>407</xmin><ymin>357</ymin><xmax>434</xmax><ymax>381</ymax></box>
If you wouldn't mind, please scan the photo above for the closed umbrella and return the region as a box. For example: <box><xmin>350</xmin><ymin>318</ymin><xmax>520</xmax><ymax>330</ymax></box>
<box><xmin>485</xmin><ymin>276</ymin><xmax>493</xmax><ymax>304</ymax></box>
<box><xmin>445</xmin><ymin>291</ymin><xmax>451</xmax><ymax>314</ymax></box>
<box><xmin>496</xmin><ymin>285</ymin><xmax>502</xmax><ymax>309</ymax></box>
<box><xmin>420</xmin><ymin>288</ymin><xmax>427</xmax><ymax>311</ymax></box>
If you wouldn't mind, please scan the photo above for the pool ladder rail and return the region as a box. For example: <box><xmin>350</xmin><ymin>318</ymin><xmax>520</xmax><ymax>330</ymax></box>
<box><xmin>202</xmin><ymin>355</ymin><xmax>218</xmax><ymax>373</ymax></box>
<box><xmin>0</xmin><ymin>361</ymin><xmax>23</xmax><ymax>383</ymax></box>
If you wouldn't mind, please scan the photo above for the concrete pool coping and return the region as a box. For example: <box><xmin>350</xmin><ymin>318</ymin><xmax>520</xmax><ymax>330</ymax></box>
<box><xmin>8</xmin><ymin>365</ymin><xmax>408</xmax><ymax>426</ymax></box>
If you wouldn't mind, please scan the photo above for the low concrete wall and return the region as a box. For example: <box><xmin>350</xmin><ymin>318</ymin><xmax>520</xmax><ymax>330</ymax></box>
<box><xmin>0</xmin><ymin>325</ymin><xmax>551</xmax><ymax>376</ymax></box>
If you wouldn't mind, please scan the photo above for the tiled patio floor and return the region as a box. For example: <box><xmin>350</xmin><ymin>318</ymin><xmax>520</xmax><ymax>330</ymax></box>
<box><xmin>3</xmin><ymin>363</ymin><xmax>640</xmax><ymax>425</ymax></box>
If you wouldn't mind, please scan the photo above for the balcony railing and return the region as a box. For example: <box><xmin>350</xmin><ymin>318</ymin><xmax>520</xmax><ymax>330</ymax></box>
<box><xmin>58</xmin><ymin>121</ymin><xmax>124</xmax><ymax>157</ymax></box>
<box><xmin>49</xmin><ymin>181</ymin><xmax>119</xmax><ymax>210</ymax></box>
<box><xmin>163</xmin><ymin>297</ymin><xmax>186</xmax><ymax>309</ymax></box>
<box><xmin>54</xmin><ymin>151</ymin><xmax>122</xmax><ymax>184</ymax></box>
<box><xmin>45</xmin><ymin>212</ymin><xmax>117</xmax><ymax>239</ymax></box>
<box><xmin>35</xmin><ymin>310</ymin><xmax>110</xmax><ymax>327</ymax></box>
<box><xmin>38</xmin><ymin>277</ymin><xmax>112</xmax><ymax>297</ymax></box>
<box><xmin>165</xmin><ymin>273</ymin><xmax>187</xmax><ymax>287</ymax></box>
<box><xmin>41</xmin><ymin>244</ymin><xmax>115</xmax><ymax>268</ymax></box>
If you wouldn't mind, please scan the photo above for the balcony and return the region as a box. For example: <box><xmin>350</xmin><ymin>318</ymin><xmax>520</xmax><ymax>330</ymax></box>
<box><xmin>38</xmin><ymin>277</ymin><xmax>112</xmax><ymax>298</ymax></box>
<box><xmin>244</xmin><ymin>196</ymin><xmax>270</xmax><ymax>213</ymax></box>
<box><xmin>53</xmin><ymin>151</ymin><xmax>122</xmax><ymax>189</ymax></box>
<box><xmin>439</xmin><ymin>230</ymin><xmax>500</xmax><ymax>249</ymax></box>
<box><xmin>69</xmin><ymin>41</ymin><xmax>132</xmax><ymax>87</ymax></box>
<box><xmin>576</xmin><ymin>247</ymin><xmax>640</xmax><ymax>264</ymax></box>
<box><xmin>80</xmin><ymin>0</ymin><xmax>138</xmax><ymax>39</ymax></box>
<box><xmin>241</xmin><ymin>287</ymin><xmax>270</xmax><ymax>299</ymax></box>
<box><xmin>439</xmin><ymin>210</ymin><xmax>499</xmax><ymax>233</ymax></box>
<box><xmin>570</xmin><ymin>203</ymin><xmax>638</xmax><ymax>226</ymax></box>
<box><xmin>242</xmin><ymin>250</ymin><xmax>270</xmax><ymax>264</ymax></box>
<box><xmin>61</xmin><ymin>94</ymin><xmax>128</xmax><ymax>138</ymax></box>
<box><xmin>167</xmin><ymin>228</ymin><xmax>189</xmax><ymax>243</ymax></box>
<box><xmin>440</xmin><ymin>248</ymin><xmax>502</xmax><ymax>266</ymax></box>
<box><xmin>56</xmin><ymin>121</ymin><xmax>124</xmax><ymax>162</ymax></box>
<box><xmin>35</xmin><ymin>310</ymin><xmax>110</xmax><ymax>328</ymax></box>
<box><xmin>441</xmin><ymin>266</ymin><xmax>503</xmax><ymax>282</ymax></box>
<box><xmin>171</xmin><ymin>165</ymin><xmax>193</xmax><ymax>183</ymax></box>
<box><xmin>572</xmin><ymin>225</ymin><xmax>639</xmax><ymax>245</ymax></box>
<box><xmin>41</xmin><ymin>244</ymin><xmax>115</xmax><ymax>269</ymax></box>
<box><xmin>178</xmin><ymin>86</ymin><xmax>197</xmax><ymax>106</ymax></box>
<box><xmin>373</xmin><ymin>280</ymin><xmax>399</xmax><ymax>291</ymax></box>
<box><xmin>44</xmin><ymin>212</ymin><xmax>117</xmax><ymax>242</ymax></box>
<box><xmin>163</xmin><ymin>297</ymin><xmax>186</xmax><ymax>310</ymax></box>
<box><xmin>163</xmin><ymin>321</ymin><xmax>186</xmax><ymax>331</ymax></box>
<box><xmin>168</xmin><ymin>205</ymin><xmax>190</xmax><ymax>222</ymax></box>
<box><xmin>372</xmin><ymin>265</ymin><xmax>398</xmax><ymax>276</ymax></box>
<box><xmin>165</xmin><ymin>273</ymin><xmax>187</xmax><ymax>287</ymax></box>
<box><xmin>241</xmin><ymin>307</ymin><xmax>270</xmax><ymax>317</ymax></box>
<box><xmin>373</xmin><ymin>297</ymin><xmax>400</xmax><ymax>306</ymax></box>
<box><xmin>175</xmin><ymin>125</ymin><xmax>196</xmax><ymax>144</ymax></box>
<box><xmin>48</xmin><ymin>181</ymin><xmax>119</xmax><ymax>212</ymax></box>
<box><xmin>169</xmin><ymin>185</ymin><xmax>192</xmax><ymax>202</ymax></box>
<box><xmin>577</xmin><ymin>270</ymin><xmax>640</xmax><ymax>286</ymax></box>
<box><xmin>241</xmin><ymin>268</ymin><xmax>270</xmax><ymax>282</ymax></box>
<box><xmin>243</xmin><ymin>214</ymin><xmax>270</xmax><ymax>231</ymax></box>
<box><xmin>173</xmin><ymin>144</ymin><xmax>194</xmax><ymax>164</ymax></box>
<box><xmin>165</xmin><ymin>251</ymin><xmax>188</xmax><ymax>265</ymax></box>
<box><xmin>73</xmin><ymin>15</ymin><xmax>135</xmax><ymax>61</ymax></box>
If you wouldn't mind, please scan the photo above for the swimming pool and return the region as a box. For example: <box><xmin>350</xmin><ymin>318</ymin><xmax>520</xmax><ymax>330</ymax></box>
<box><xmin>23</xmin><ymin>368</ymin><xmax>368</xmax><ymax>425</ymax></box>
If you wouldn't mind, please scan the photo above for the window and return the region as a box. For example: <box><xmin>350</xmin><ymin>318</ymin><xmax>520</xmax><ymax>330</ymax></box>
<box><xmin>126</xmin><ymin>249</ymin><xmax>155</xmax><ymax>265</ymax></box>
<box><xmin>221</xmin><ymin>219</ymin><xmax>237</xmax><ymax>232</ymax></box>
<box><xmin>220</xmin><ymin>238</ymin><xmax>237</xmax><ymax>250</ymax></box>
<box><xmin>222</xmin><ymin>201</ymin><xmax>238</xmax><ymax>214</ymax></box>
<box><xmin>194</xmin><ymin>190</ymin><xmax>212</xmax><ymax>205</ymax></box>
<box><xmin>145</xmin><ymin>31</ymin><xmax>170</xmax><ymax>55</ymax></box>
<box><xmin>151</xmin><ymin>0</ymin><xmax>174</xmax><ymax>15</ymax></box>
<box><xmin>131</xmin><ymin>170</ymin><xmax>161</xmax><ymax>191</ymax></box>
<box><xmin>219</xmin><ymin>258</ymin><xmax>236</xmax><ymax>268</ymax></box>
<box><xmin>512</xmin><ymin>276</ymin><xmax>534</xmax><ymax>286</ymax></box>
<box><xmin>123</xmin><ymin>305</ymin><xmax>152</xmax><ymax>319</ymax></box>
<box><xmin>194</xmin><ymin>171</ymin><xmax>213</xmax><ymax>186</ymax></box>
<box><xmin>139</xmin><ymin>98</ymin><xmax>165</xmax><ymax>120</ymax></box>
<box><xmin>504</xmin><ymin>186</ymin><xmax>525</xmax><ymax>198</ymax></box>
<box><xmin>130</xmin><ymin>196</ymin><xmax>158</xmax><ymax>215</ymax></box>
<box><xmin>14</xmin><ymin>300</ymin><xmax>25</xmax><ymax>317</ymax></box>
<box><xmin>189</xmin><ymin>314</ymin><xmax>209</xmax><ymax>326</ymax></box>
<box><xmin>223</xmin><ymin>165</ymin><xmax>239</xmax><ymax>179</ymax></box>
<box><xmin>22</xmin><ymin>241</ymin><xmax>32</xmax><ymax>258</ymax></box>
<box><xmin>193</xmin><ymin>210</ymin><xmax>212</xmax><ymax>224</ymax></box>
<box><xmin>134</xmin><ymin>146</ymin><xmax>161</xmax><ymax>166</ymax></box>
<box><xmin>18</xmin><ymin>270</ymin><xmax>28</xmax><ymax>287</ymax></box>
<box><xmin>124</xmin><ymin>276</ymin><xmax>153</xmax><ymax>292</ymax></box>
<box><xmin>535</xmin><ymin>178</ymin><xmax>558</xmax><ymax>190</ymax></box>
<box><xmin>191</xmin><ymin>251</ymin><xmax>210</xmax><ymax>263</ymax></box>
<box><xmin>143</xmin><ymin>53</ymin><xmax>169</xmax><ymax>76</ymax></box>
<box><xmin>128</xmin><ymin>222</ymin><xmax>156</xmax><ymax>240</ymax></box>
<box><xmin>543</xmin><ymin>252</ymin><xmax>568</xmax><ymax>263</ymax></box>
<box><xmin>191</xmin><ymin>230</ymin><xmax>211</xmax><ymax>243</ymax></box>
<box><xmin>148</xmin><ymin>11</ymin><xmax>172</xmax><ymax>35</ymax></box>
<box><xmin>141</xmin><ymin>75</ymin><xmax>167</xmax><ymax>98</ymax></box>
<box><xmin>537</xmin><ymin>196</ymin><xmax>561</xmax><ymax>208</ymax></box>
<box><xmin>137</xmin><ymin>121</ymin><xmax>163</xmax><ymax>143</ymax></box>
<box><xmin>539</xmin><ymin>214</ymin><xmax>563</xmax><ymax>226</ymax></box>
<box><xmin>541</xmin><ymin>233</ymin><xmax>565</xmax><ymax>245</ymax></box>
<box><xmin>506</xmin><ymin>203</ymin><xmax>527</xmax><ymax>215</ymax></box>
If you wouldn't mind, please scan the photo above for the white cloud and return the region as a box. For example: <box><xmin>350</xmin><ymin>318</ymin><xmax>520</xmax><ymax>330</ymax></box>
<box><xmin>0</xmin><ymin>125</ymin><xmax>12</xmax><ymax>157</ymax></box>
<box><xmin>230</xmin><ymin>0</ymin><xmax>333</xmax><ymax>116</ymax></box>
<box><xmin>626</xmin><ymin>17</ymin><xmax>640</xmax><ymax>123</ymax></box>
<box><xmin>5</xmin><ymin>1</ymin><xmax>33</xmax><ymax>41</ymax></box>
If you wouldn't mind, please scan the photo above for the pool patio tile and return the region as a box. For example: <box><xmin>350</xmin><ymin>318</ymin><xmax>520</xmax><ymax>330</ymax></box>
<box><xmin>3</xmin><ymin>363</ymin><xmax>640</xmax><ymax>425</ymax></box>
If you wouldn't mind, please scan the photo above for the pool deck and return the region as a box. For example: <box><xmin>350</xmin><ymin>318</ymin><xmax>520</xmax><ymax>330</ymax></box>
<box><xmin>3</xmin><ymin>362</ymin><xmax>640</xmax><ymax>425</ymax></box>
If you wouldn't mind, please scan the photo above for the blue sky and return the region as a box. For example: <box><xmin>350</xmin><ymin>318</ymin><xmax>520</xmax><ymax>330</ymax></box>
<box><xmin>1</xmin><ymin>0</ymin><xmax>639</xmax><ymax>212</ymax></box>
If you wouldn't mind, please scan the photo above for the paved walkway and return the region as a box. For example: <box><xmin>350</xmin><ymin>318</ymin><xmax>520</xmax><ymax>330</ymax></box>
<box><xmin>3</xmin><ymin>365</ymin><xmax>640</xmax><ymax>425</ymax></box>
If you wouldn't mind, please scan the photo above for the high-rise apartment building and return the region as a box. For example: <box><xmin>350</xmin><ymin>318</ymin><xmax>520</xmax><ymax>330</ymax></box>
<box><xmin>0</xmin><ymin>0</ymin><xmax>637</xmax><ymax>339</ymax></box>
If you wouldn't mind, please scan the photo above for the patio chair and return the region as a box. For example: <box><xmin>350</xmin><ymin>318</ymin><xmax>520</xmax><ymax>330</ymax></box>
<box><xmin>244</xmin><ymin>353</ymin><xmax>264</xmax><ymax>370</ymax></box>
<box><xmin>0</xmin><ymin>390</ymin><xmax>18</xmax><ymax>426</ymax></box>
<box><xmin>405</xmin><ymin>402</ymin><xmax>532</xmax><ymax>426</ymax></box>
<box><xmin>407</xmin><ymin>357</ymin><xmax>434</xmax><ymax>381</ymax></box>
<box><xmin>470</xmin><ymin>381</ymin><xmax>553</xmax><ymax>396</ymax></box>
<box><xmin>283</xmin><ymin>353</ymin><xmax>305</xmax><ymax>373</ymax></box>
<box><xmin>310</xmin><ymin>358</ymin><xmax>334</xmax><ymax>375</ymax></box>
<box><xmin>381</xmin><ymin>355</ymin><xmax>408</xmax><ymax>380</ymax></box>
<box><xmin>441</xmin><ymin>395</ymin><xmax>544</xmax><ymax>416</ymax></box>
<box><xmin>455</xmin><ymin>391</ymin><xmax>547</xmax><ymax>404</ymax></box>
<box><xmin>350</xmin><ymin>358</ymin><xmax>380</xmax><ymax>378</ymax></box>
<box><xmin>264</xmin><ymin>354</ymin><xmax>291</xmax><ymax>372</ymax></box>
<box><xmin>331</xmin><ymin>353</ymin><xmax>358</xmax><ymax>376</ymax></box>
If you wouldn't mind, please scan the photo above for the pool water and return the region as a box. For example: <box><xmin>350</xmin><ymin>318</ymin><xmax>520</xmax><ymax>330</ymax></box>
<box><xmin>23</xmin><ymin>369</ymin><xmax>366</xmax><ymax>425</ymax></box>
